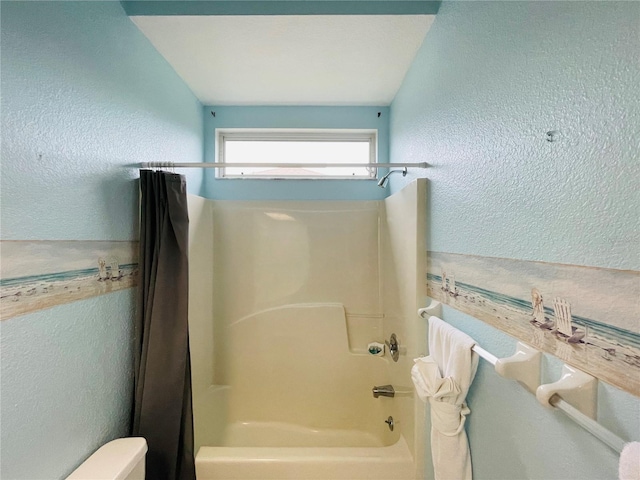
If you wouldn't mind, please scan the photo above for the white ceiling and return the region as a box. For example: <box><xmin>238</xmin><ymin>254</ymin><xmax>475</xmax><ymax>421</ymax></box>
<box><xmin>131</xmin><ymin>15</ymin><xmax>433</xmax><ymax>106</ymax></box>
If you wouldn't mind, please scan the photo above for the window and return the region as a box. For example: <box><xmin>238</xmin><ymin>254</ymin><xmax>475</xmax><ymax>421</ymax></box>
<box><xmin>216</xmin><ymin>129</ymin><xmax>377</xmax><ymax>179</ymax></box>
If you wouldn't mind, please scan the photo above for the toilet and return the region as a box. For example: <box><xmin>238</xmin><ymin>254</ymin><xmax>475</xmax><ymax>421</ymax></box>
<box><xmin>66</xmin><ymin>437</ymin><xmax>147</xmax><ymax>480</ymax></box>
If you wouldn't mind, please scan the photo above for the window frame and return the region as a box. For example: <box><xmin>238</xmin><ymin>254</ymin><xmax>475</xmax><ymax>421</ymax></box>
<box><xmin>215</xmin><ymin>128</ymin><xmax>378</xmax><ymax>179</ymax></box>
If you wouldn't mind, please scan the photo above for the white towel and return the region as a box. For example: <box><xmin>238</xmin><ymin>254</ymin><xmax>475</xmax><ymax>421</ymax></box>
<box><xmin>620</xmin><ymin>442</ymin><xmax>640</xmax><ymax>480</ymax></box>
<box><xmin>412</xmin><ymin>316</ymin><xmax>479</xmax><ymax>480</ymax></box>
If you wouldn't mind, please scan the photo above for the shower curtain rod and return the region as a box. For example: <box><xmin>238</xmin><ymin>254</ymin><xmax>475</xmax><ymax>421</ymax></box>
<box><xmin>140</xmin><ymin>161</ymin><xmax>428</xmax><ymax>169</ymax></box>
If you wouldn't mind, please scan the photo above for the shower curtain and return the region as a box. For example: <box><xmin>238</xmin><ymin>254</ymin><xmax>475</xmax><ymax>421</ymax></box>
<box><xmin>132</xmin><ymin>170</ymin><xmax>195</xmax><ymax>480</ymax></box>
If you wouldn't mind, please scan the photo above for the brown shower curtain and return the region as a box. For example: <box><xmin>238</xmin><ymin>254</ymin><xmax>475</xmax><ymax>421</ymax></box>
<box><xmin>132</xmin><ymin>170</ymin><xmax>195</xmax><ymax>480</ymax></box>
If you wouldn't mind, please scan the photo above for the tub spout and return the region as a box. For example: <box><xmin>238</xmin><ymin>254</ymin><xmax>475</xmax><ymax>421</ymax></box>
<box><xmin>372</xmin><ymin>385</ymin><xmax>395</xmax><ymax>398</ymax></box>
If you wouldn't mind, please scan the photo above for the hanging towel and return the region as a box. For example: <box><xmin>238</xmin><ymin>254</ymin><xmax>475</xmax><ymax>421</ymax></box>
<box><xmin>411</xmin><ymin>316</ymin><xmax>479</xmax><ymax>480</ymax></box>
<box><xmin>620</xmin><ymin>442</ymin><xmax>640</xmax><ymax>480</ymax></box>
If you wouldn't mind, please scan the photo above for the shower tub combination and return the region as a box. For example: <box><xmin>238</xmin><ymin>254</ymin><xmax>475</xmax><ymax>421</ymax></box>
<box><xmin>187</xmin><ymin>181</ymin><xmax>427</xmax><ymax>480</ymax></box>
<box><xmin>195</xmin><ymin>303</ymin><xmax>415</xmax><ymax>480</ymax></box>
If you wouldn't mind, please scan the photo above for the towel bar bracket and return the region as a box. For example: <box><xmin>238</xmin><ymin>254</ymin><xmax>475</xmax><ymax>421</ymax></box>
<box><xmin>495</xmin><ymin>342</ymin><xmax>541</xmax><ymax>393</ymax></box>
<box><xmin>536</xmin><ymin>364</ymin><xmax>598</xmax><ymax>419</ymax></box>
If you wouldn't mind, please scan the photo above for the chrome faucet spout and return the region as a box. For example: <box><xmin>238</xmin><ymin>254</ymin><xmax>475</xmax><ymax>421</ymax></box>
<box><xmin>372</xmin><ymin>385</ymin><xmax>395</xmax><ymax>398</ymax></box>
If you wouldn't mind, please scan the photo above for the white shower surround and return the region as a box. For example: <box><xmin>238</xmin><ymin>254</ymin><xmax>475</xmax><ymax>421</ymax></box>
<box><xmin>187</xmin><ymin>180</ymin><xmax>428</xmax><ymax>479</ymax></box>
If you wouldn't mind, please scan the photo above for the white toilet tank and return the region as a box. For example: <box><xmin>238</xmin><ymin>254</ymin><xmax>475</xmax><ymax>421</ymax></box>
<box><xmin>66</xmin><ymin>437</ymin><xmax>147</xmax><ymax>480</ymax></box>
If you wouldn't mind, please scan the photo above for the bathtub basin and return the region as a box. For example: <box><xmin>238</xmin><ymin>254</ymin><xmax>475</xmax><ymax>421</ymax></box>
<box><xmin>196</xmin><ymin>436</ymin><xmax>413</xmax><ymax>480</ymax></box>
<box><xmin>195</xmin><ymin>419</ymin><xmax>414</xmax><ymax>479</ymax></box>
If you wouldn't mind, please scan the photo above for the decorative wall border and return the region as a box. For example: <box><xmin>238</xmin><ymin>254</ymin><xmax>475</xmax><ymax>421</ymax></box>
<box><xmin>426</xmin><ymin>251</ymin><xmax>640</xmax><ymax>396</ymax></box>
<box><xmin>0</xmin><ymin>241</ymin><xmax>138</xmax><ymax>320</ymax></box>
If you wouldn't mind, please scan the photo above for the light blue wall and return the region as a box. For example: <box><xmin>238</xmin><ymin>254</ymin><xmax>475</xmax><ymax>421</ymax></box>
<box><xmin>122</xmin><ymin>0</ymin><xmax>440</xmax><ymax>16</ymax></box>
<box><xmin>201</xmin><ymin>106</ymin><xmax>390</xmax><ymax>200</ymax></box>
<box><xmin>390</xmin><ymin>1</ymin><xmax>639</xmax><ymax>270</ymax></box>
<box><xmin>0</xmin><ymin>295</ymin><xmax>136</xmax><ymax>479</ymax></box>
<box><xmin>0</xmin><ymin>2</ymin><xmax>203</xmax><ymax>478</ymax></box>
<box><xmin>389</xmin><ymin>2</ymin><xmax>640</xmax><ymax>479</ymax></box>
<box><xmin>1</xmin><ymin>2</ymin><xmax>204</xmax><ymax>241</ymax></box>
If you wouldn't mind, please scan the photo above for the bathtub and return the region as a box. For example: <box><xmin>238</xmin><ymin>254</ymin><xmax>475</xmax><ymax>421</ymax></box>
<box><xmin>195</xmin><ymin>421</ymin><xmax>414</xmax><ymax>480</ymax></box>
<box><xmin>192</xmin><ymin>304</ymin><xmax>418</xmax><ymax>479</ymax></box>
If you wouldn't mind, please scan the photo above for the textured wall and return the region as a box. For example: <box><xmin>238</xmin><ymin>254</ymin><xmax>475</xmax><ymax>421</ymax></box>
<box><xmin>1</xmin><ymin>2</ymin><xmax>203</xmax><ymax>240</ymax></box>
<box><xmin>390</xmin><ymin>1</ymin><xmax>639</xmax><ymax>270</ymax></box>
<box><xmin>389</xmin><ymin>2</ymin><xmax>640</xmax><ymax>479</ymax></box>
<box><xmin>0</xmin><ymin>2</ymin><xmax>203</xmax><ymax>478</ymax></box>
<box><xmin>0</xmin><ymin>294</ymin><xmax>136</xmax><ymax>479</ymax></box>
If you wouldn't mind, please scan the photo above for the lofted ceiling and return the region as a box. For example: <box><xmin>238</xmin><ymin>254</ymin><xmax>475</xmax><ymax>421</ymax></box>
<box><xmin>131</xmin><ymin>15</ymin><xmax>434</xmax><ymax>106</ymax></box>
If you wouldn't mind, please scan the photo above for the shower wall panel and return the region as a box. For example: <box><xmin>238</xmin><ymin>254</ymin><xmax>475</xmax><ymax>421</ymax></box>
<box><xmin>188</xmin><ymin>184</ymin><xmax>428</xmax><ymax>473</ymax></box>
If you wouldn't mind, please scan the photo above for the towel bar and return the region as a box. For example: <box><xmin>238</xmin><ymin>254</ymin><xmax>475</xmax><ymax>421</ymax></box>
<box><xmin>417</xmin><ymin>302</ymin><xmax>629</xmax><ymax>454</ymax></box>
<box><xmin>471</xmin><ymin>344</ymin><xmax>498</xmax><ymax>365</ymax></box>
